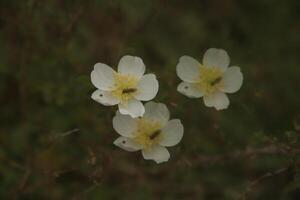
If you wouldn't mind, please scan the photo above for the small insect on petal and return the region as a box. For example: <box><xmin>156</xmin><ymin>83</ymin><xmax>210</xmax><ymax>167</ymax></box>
<box><xmin>210</xmin><ymin>77</ymin><xmax>222</xmax><ymax>86</ymax></box>
<box><xmin>122</xmin><ymin>88</ymin><xmax>137</xmax><ymax>94</ymax></box>
<box><xmin>149</xmin><ymin>130</ymin><xmax>161</xmax><ymax>140</ymax></box>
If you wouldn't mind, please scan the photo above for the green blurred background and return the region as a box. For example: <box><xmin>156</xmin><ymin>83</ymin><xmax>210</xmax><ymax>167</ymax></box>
<box><xmin>1</xmin><ymin>0</ymin><xmax>300</xmax><ymax>199</ymax></box>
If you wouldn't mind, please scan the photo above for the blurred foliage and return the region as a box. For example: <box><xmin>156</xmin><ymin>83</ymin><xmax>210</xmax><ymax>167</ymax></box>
<box><xmin>1</xmin><ymin>0</ymin><xmax>300</xmax><ymax>199</ymax></box>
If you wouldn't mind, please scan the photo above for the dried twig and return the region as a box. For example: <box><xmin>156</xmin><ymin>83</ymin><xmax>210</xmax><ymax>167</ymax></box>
<box><xmin>18</xmin><ymin>168</ymin><xmax>31</xmax><ymax>191</ymax></box>
<box><xmin>190</xmin><ymin>145</ymin><xmax>296</xmax><ymax>166</ymax></box>
<box><xmin>249</xmin><ymin>167</ymin><xmax>289</xmax><ymax>188</ymax></box>
<box><xmin>239</xmin><ymin>167</ymin><xmax>290</xmax><ymax>200</ymax></box>
<box><xmin>52</xmin><ymin>128</ymin><xmax>80</xmax><ymax>139</ymax></box>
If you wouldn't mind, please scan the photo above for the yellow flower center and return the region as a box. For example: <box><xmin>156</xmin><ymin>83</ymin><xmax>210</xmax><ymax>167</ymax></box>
<box><xmin>197</xmin><ymin>65</ymin><xmax>224</xmax><ymax>95</ymax></box>
<box><xmin>111</xmin><ymin>73</ymin><xmax>139</xmax><ymax>104</ymax></box>
<box><xmin>133</xmin><ymin>118</ymin><xmax>162</xmax><ymax>149</ymax></box>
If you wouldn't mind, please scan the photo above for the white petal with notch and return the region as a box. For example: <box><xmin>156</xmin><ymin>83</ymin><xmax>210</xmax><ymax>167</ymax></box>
<box><xmin>220</xmin><ymin>66</ymin><xmax>243</xmax><ymax>93</ymax></box>
<box><xmin>135</xmin><ymin>74</ymin><xmax>159</xmax><ymax>101</ymax></box>
<box><xmin>176</xmin><ymin>56</ymin><xmax>200</xmax><ymax>83</ymax></box>
<box><xmin>118</xmin><ymin>55</ymin><xmax>145</xmax><ymax>79</ymax></box>
<box><xmin>143</xmin><ymin>101</ymin><xmax>170</xmax><ymax>126</ymax></box>
<box><xmin>118</xmin><ymin>99</ymin><xmax>145</xmax><ymax>118</ymax></box>
<box><xmin>177</xmin><ymin>82</ymin><xmax>203</xmax><ymax>98</ymax></box>
<box><xmin>142</xmin><ymin>146</ymin><xmax>170</xmax><ymax>164</ymax></box>
<box><xmin>203</xmin><ymin>48</ymin><xmax>230</xmax><ymax>71</ymax></box>
<box><xmin>91</xmin><ymin>90</ymin><xmax>120</xmax><ymax>106</ymax></box>
<box><xmin>160</xmin><ymin>119</ymin><xmax>184</xmax><ymax>147</ymax></box>
<box><xmin>113</xmin><ymin>136</ymin><xmax>142</xmax><ymax>152</ymax></box>
<box><xmin>203</xmin><ymin>91</ymin><xmax>230</xmax><ymax>110</ymax></box>
<box><xmin>91</xmin><ymin>63</ymin><xmax>116</xmax><ymax>91</ymax></box>
<box><xmin>113</xmin><ymin>111</ymin><xmax>138</xmax><ymax>138</ymax></box>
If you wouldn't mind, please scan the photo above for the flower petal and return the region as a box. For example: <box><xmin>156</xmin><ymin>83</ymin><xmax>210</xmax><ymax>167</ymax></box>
<box><xmin>203</xmin><ymin>92</ymin><xmax>230</xmax><ymax>110</ymax></box>
<box><xmin>177</xmin><ymin>82</ymin><xmax>203</xmax><ymax>98</ymax></box>
<box><xmin>160</xmin><ymin>119</ymin><xmax>184</xmax><ymax>147</ymax></box>
<box><xmin>134</xmin><ymin>74</ymin><xmax>159</xmax><ymax>101</ymax></box>
<box><xmin>91</xmin><ymin>63</ymin><xmax>116</xmax><ymax>91</ymax></box>
<box><xmin>220</xmin><ymin>66</ymin><xmax>243</xmax><ymax>93</ymax></box>
<box><xmin>113</xmin><ymin>111</ymin><xmax>138</xmax><ymax>138</ymax></box>
<box><xmin>143</xmin><ymin>101</ymin><xmax>170</xmax><ymax>126</ymax></box>
<box><xmin>203</xmin><ymin>48</ymin><xmax>230</xmax><ymax>71</ymax></box>
<box><xmin>91</xmin><ymin>90</ymin><xmax>120</xmax><ymax>106</ymax></box>
<box><xmin>113</xmin><ymin>136</ymin><xmax>142</xmax><ymax>152</ymax></box>
<box><xmin>142</xmin><ymin>146</ymin><xmax>170</xmax><ymax>164</ymax></box>
<box><xmin>118</xmin><ymin>99</ymin><xmax>145</xmax><ymax>118</ymax></box>
<box><xmin>176</xmin><ymin>56</ymin><xmax>200</xmax><ymax>83</ymax></box>
<box><xmin>118</xmin><ymin>55</ymin><xmax>145</xmax><ymax>79</ymax></box>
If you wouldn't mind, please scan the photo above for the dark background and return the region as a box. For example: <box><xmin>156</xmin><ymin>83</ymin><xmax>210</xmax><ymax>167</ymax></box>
<box><xmin>1</xmin><ymin>0</ymin><xmax>300</xmax><ymax>199</ymax></box>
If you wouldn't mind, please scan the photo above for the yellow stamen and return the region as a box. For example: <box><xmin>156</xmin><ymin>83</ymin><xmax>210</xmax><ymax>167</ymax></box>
<box><xmin>111</xmin><ymin>73</ymin><xmax>139</xmax><ymax>104</ymax></box>
<box><xmin>197</xmin><ymin>65</ymin><xmax>224</xmax><ymax>95</ymax></box>
<box><xmin>133</xmin><ymin>118</ymin><xmax>162</xmax><ymax>149</ymax></box>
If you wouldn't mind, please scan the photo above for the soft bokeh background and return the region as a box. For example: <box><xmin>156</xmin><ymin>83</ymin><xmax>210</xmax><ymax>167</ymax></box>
<box><xmin>1</xmin><ymin>0</ymin><xmax>300</xmax><ymax>199</ymax></box>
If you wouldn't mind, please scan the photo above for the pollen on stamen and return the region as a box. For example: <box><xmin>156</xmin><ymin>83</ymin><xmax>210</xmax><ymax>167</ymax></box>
<box><xmin>197</xmin><ymin>65</ymin><xmax>224</xmax><ymax>95</ymax></box>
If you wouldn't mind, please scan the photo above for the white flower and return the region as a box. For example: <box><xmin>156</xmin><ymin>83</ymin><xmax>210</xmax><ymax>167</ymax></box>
<box><xmin>112</xmin><ymin>101</ymin><xmax>184</xmax><ymax>164</ymax></box>
<box><xmin>91</xmin><ymin>55</ymin><xmax>159</xmax><ymax>118</ymax></box>
<box><xmin>176</xmin><ymin>48</ymin><xmax>243</xmax><ymax>110</ymax></box>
